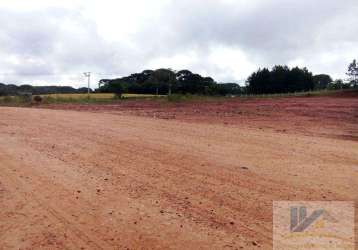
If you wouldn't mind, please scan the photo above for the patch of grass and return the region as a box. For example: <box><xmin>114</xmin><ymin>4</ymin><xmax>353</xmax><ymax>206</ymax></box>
<box><xmin>238</xmin><ymin>89</ymin><xmax>350</xmax><ymax>99</ymax></box>
<box><xmin>0</xmin><ymin>93</ymin><xmax>167</xmax><ymax>106</ymax></box>
<box><xmin>167</xmin><ymin>94</ymin><xmax>187</xmax><ymax>102</ymax></box>
<box><xmin>0</xmin><ymin>95</ymin><xmax>33</xmax><ymax>106</ymax></box>
<box><xmin>163</xmin><ymin>89</ymin><xmax>356</xmax><ymax>103</ymax></box>
<box><xmin>123</xmin><ymin>93</ymin><xmax>166</xmax><ymax>98</ymax></box>
<box><xmin>41</xmin><ymin>95</ymin><xmax>115</xmax><ymax>104</ymax></box>
<box><xmin>166</xmin><ymin>94</ymin><xmax>231</xmax><ymax>103</ymax></box>
<box><xmin>39</xmin><ymin>93</ymin><xmax>167</xmax><ymax>103</ymax></box>
<box><xmin>1</xmin><ymin>89</ymin><xmax>355</xmax><ymax>106</ymax></box>
<box><xmin>43</xmin><ymin>93</ymin><xmax>116</xmax><ymax>99</ymax></box>
<box><xmin>42</xmin><ymin>93</ymin><xmax>166</xmax><ymax>99</ymax></box>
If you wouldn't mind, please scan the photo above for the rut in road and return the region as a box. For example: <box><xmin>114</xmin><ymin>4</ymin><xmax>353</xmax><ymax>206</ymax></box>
<box><xmin>0</xmin><ymin>107</ymin><xmax>357</xmax><ymax>249</ymax></box>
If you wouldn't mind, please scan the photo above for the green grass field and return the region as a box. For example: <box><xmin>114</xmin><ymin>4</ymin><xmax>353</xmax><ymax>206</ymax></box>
<box><xmin>42</xmin><ymin>93</ymin><xmax>165</xmax><ymax>99</ymax></box>
<box><xmin>0</xmin><ymin>89</ymin><xmax>356</xmax><ymax>106</ymax></box>
<box><xmin>0</xmin><ymin>93</ymin><xmax>166</xmax><ymax>106</ymax></box>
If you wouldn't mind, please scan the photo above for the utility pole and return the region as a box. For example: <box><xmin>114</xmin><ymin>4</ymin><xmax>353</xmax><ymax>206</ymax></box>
<box><xmin>84</xmin><ymin>72</ymin><xmax>91</xmax><ymax>99</ymax></box>
<box><xmin>168</xmin><ymin>70</ymin><xmax>174</xmax><ymax>96</ymax></box>
<box><xmin>168</xmin><ymin>83</ymin><xmax>172</xmax><ymax>96</ymax></box>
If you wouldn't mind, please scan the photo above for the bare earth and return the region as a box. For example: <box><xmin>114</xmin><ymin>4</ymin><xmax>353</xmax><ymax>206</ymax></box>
<box><xmin>0</xmin><ymin>95</ymin><xmax>358</xmax><ymax>249</ymax></box>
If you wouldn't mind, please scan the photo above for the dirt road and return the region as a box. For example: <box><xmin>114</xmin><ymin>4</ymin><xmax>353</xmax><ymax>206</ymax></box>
<box><xmin>0</xmin><ymin>107</ymin><xmax>357</xmax><ymax>249</ymax></box>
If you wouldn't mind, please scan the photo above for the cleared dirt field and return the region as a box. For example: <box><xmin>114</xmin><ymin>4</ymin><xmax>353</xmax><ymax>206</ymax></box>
<box><xmin>0</xmin><ymin>94</ymin><xmax>357</xmax><ymax>249</ymax></box>
<box><xmin>45</xmin><ymin>93</ymin><xmax>358</xmax><ymax>141</ymax></box>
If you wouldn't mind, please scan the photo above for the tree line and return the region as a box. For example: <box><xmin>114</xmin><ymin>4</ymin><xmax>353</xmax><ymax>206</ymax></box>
<box><xmin>247</xmin><ymin>66</ymin><xmax>314</xmax><ymax>94</ymax></box>
<box><xmin>98</xmin><ymin>60</ymin><xmax>357</xmax><ymax>96</ymax></box>
<box><xmin>98</xmin><ymin>66</ymin><xmax>338</xmax><ymax>96</ymax></box>
<box><xmin>244</xmin><ymin>66</ymin><xmax>352</xmax><ymax>94</ymax></box>
<box><xmin>1</xmin><ymin>60</ymin><xmax>357</xmax><ymax>97</ymax></box>
<box><xmin>0</xmin><ymin>83</ymin><xmax>90</xmax><ymax>96</ymax></box>
<box><xmin>98</xmin><ymin>69</ymin><xmax>242</xmax><ymax>96</ymax></box>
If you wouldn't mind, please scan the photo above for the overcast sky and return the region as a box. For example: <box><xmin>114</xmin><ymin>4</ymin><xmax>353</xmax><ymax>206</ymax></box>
<box><xmin>0</xmin><ymin>0</ymin><xmax>357</xmax><ymax>87</ymax></box>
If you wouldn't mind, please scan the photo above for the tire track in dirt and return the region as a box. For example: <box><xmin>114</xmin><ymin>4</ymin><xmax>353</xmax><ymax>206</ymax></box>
<box><xmin>0</xmin><ymin>151</ymin><xmax>113</xmax><ymax>249</ymax></box>
<box><xmin>0</xmin><ymin>131</ymin><xmax>247</xmax><ymax>249</ymax></box>
<box><xmin>0</xmin><ymin>107</ymin><xmax>357</xmax><ymax>249</ymax></box>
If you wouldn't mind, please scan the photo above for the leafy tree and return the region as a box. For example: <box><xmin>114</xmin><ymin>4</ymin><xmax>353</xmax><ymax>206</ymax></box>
<box><xmin>0</xmin><ymin>83</ymin><xmax>7</xmax><ymax>96</ymax></box>
<box><xmin>246</xmin><ymin>66</ymin><xmax>314</xmax><ymax>94</ymax></box>
<box><xmin>327</xmin><ymin>79</ymin><xmax>351</xmax><ymax>90</ymax></box>
<box><xmin>313</xmin><ymin>74</ymin><xmax>333</xmax><ymax>90</ymax></box>
<box><xmin>208</xmin><ymin>83</ymin><xmax>241</xmax><ymax>95</ymax></box>
<box><xmin>97</xmin><ymin>69</ymin><xmax>234</xmax><ymax>96</ymax></box>
<box><xmin>327</xmin><ymin>79</ymin><xmax>343</xmax><ymax>90</ymax></box>
<box><xmin>246</xmin><ymin>68</ymin><xmax>271</xmax><ymax>94</ymax></box>
<box><xmin>99</xmin><ymin>79</ymin><xmax>111</xmax><ymax>88</ymax></box>
<box><xmin>347</xmin><ymin>59</ymin><xmax>358</xmax><ymax>86</ymax></box>
<box><xmin>0</xmin><ymin>83</ymin><xmax>91</xmax><ymax>96</ymax></box>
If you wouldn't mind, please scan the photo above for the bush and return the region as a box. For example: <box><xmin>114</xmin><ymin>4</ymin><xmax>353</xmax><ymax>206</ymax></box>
<box><xmin>167</xmin><ymin>94</ymin><xmax>186</xmax><ymax>102</ymax></box>
<box><xmin>16</xmin><ymin>92</ymin><xmax>32</xmax><ymax>103</ymax></box>
<box><xmin>3</xmin><ymin>96</ymin><xmax>13</xmax><ymax>103</ymax></box>
<box><xmin>33</xmin><ymin>95</ymin><xmax>43</xmax><ymax>104</ymax></box>
<box><xmin>113</xmin><ymin>93</ymin><xmax>123</xmax><ymax>99</ymax></box>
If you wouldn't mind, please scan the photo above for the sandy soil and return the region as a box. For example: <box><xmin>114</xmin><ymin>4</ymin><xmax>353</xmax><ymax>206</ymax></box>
<box><xmin>0</xmin><ymin>96</ymin><xmax>357</xmax><ymax>249</ymax></box>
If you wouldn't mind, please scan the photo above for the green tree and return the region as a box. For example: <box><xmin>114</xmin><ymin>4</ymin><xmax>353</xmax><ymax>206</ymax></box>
<box><xmin>98</xmin><ymin>68</ymin><xmax>239</xmax><ymax>96</ymax></box>
<box><xmin>347</xmin><ymin>59</ymin><xmax>358</xmax><ymax>86</ymax></box>
<box><xmin>150</xmin><ymin>69</ymin><xmax>176</xmax><ymax>95</ymax></box>
<box><xmin>328</xmin><ymin>79</ymin><xmax>345</xmax><ymax>90</ymax></box>
<box><xmin>246</xmin><ymin>66</ymin><xmax>314</xmax><ymax>94</ymax></box>
<box><xmin>313</xmin><ymin>74</ymin><xmax>333</xmax><ymax>90</ymax></box>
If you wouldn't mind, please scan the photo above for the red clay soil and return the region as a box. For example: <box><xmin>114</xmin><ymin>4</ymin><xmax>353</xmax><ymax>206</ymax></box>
<box><xmin>42</xmin><ymin>94</ymin><xmax>358</xmax><ymax>142</ymax></box>
<box><xmin>0</xmin><ymin>93</ymin><xmax>357</xmax><ymax>249</ymax></box>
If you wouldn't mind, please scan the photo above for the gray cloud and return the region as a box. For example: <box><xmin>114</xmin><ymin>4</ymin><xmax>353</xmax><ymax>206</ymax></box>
<box><xmin>136</xmin><ymin>0</ymin><xmax>358</xmax><ymax>70</ymax></box>
<box><xmin>0</xmin><ymin>0</ymin><xmax>357</xmax><ymax>86</ymax></box>
<box><xmin>0</xmin><ymin>8</ymin><xmax>124</xmax><ymax>85</ymax></box>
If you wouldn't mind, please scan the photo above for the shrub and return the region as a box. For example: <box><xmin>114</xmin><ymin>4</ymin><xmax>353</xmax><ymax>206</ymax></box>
<box><xmin>3</xmin><ymin>96</ymin><xmax>12</xmax><ymax>103</ymax></box>
<box><xmin>167</xmin><ymin>94</ymin><xmax>186</xmax><ymax>102</ymax></box>
<box><xmin>33</xmin><ymin>95</ymin><xmax>43</xmax><ymax>104</ymax></box>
